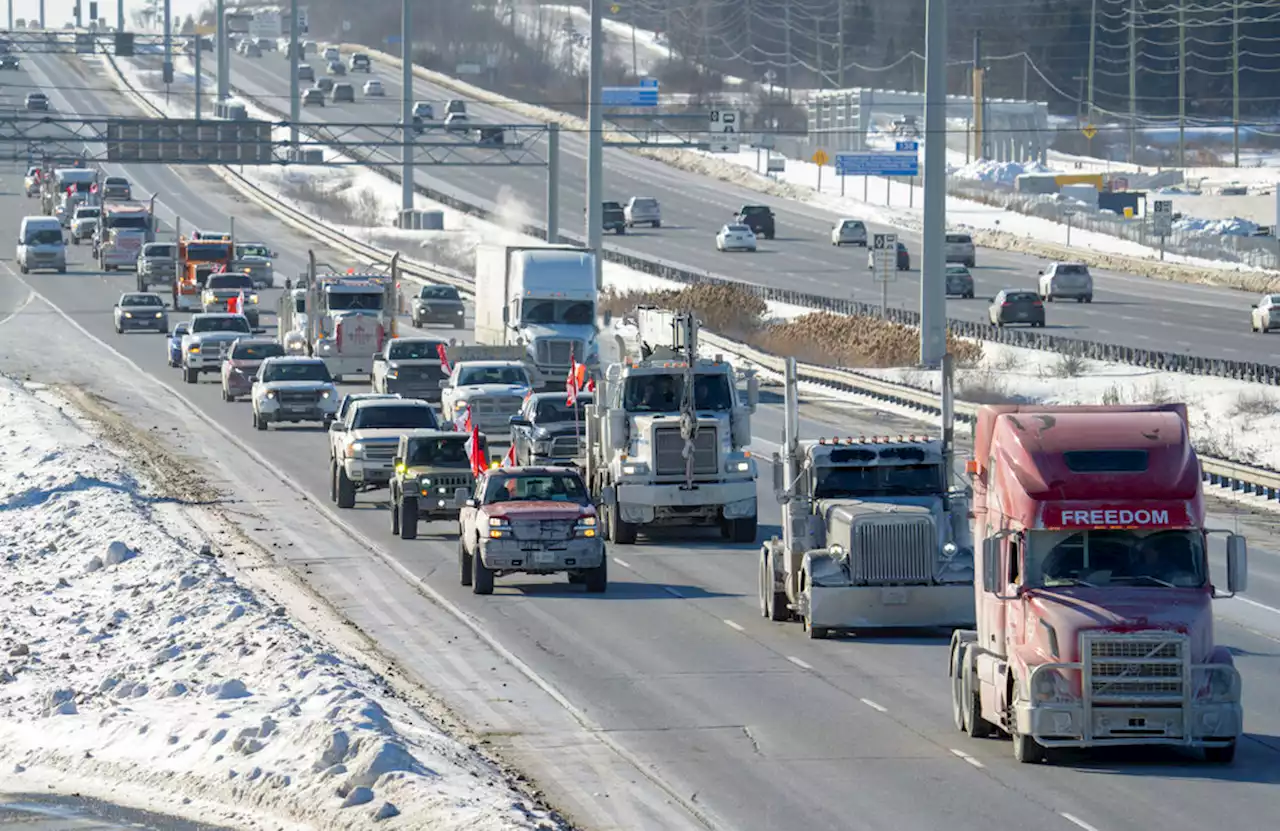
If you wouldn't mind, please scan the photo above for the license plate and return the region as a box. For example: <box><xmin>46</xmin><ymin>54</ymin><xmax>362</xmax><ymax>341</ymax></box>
<box><xmin>284</xmin><ymin>404</ymin><xmax>310</xmax><ymax>412</ymax></box>
<box><xmin>533</xmin><ymin>550</ymin><xmax>556</xmax><ymax>564</ymax></box>
<box><xmin>519</xmin><ymin>541</ymin><xmax>540</xmax><ymax>551</ymax></box>
<box><xmin>881</xmin><ymin>587</ymin><xmax>908</xmax><ymax>605</ymax></box>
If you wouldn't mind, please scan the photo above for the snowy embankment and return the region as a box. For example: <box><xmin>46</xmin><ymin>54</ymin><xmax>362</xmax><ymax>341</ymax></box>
<box><xmin>0</xmin><ymin>376</ymin><xmax>563</xmax><ymax>830</ymax></box>
<box><xmin>98</xmin><ymin>50</ymin><xmax>1280</xmax><ymax>471</ymax></box>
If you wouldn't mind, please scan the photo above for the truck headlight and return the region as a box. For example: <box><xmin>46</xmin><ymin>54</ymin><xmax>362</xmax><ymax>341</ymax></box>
<box><xmin>488</xmin><ymin>517</ymin><xmax>511</xmax><ymax>538</ymax></box>
<box><xmin>1031</xmin><ymin>669</ymin><xmax>1075</xmax><ymax>704</ymax></box>
<box><xmin>724</xmin><ymin>452</ymin><xmax>753</xmax><ymax>473</ymax></box>
<box><xmin>344</xmin><ymin>441</ymin><xmax>364</xmax><ymax>458</ymax></box>
<box><xmin>188</xmin><ymin>344</ymin><xmax>199</xmax><ymax>352</ymax></box>
<box><xmin>265</xmin><ymin>391</ymin><xmax>276</xmax><ymax>399</ymax></box>
<box><xmin>1195</xmin><ymin>669</ymin><xmax>1237</xmax><ymax>703</ymax></box>
<box><xmin>574</xmin><ymin>516</ymin><xmax>597</xmax><ymax>537</ymax></box>
<box><xmin>154</xmin><ymin>312</ymin><xmax>163</xmax><ymax>318</ymax></box>
<box><xmin>321</xmin><ymin>390</ymin><xmax>332</xmax><ymax>399</ymax></box>
<box><xmin>124</xmin><ymin>312</ymin><xmax>133</xmax><ymax>318</ymax></box>
<box><xmin>620</xmin><ymin>461</ymin><xmax>648</xmax><ymax>476</ymax></box>
<box><xmin>386</xmin><ymin>370</ymin><xmax>399</xmax><ymax>379</ymax></box>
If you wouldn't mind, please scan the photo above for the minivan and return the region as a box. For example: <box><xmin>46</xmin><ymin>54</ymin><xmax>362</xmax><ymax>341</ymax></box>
<box><xmin>17</xmin><ymin>215</ymin><xmax>67</xmax><ymax>274</ymax></box>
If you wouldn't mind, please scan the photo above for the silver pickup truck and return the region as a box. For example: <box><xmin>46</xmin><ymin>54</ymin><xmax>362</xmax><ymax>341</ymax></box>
<box><xmin>136</xmin><ymin>241</ymin><xmax>176</xmax><ymax>292</ymax></box>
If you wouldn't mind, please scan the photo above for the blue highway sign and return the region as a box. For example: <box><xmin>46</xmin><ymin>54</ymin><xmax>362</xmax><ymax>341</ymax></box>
<box><xmin>835</xmin><ymin>151</ymin><xmax>919</xmax><ymax>177</ymax></box>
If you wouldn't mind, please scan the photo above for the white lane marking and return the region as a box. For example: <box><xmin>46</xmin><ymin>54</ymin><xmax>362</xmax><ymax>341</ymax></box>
<box><xmin>949</xmin><ymin>748</ymin><xmax>985</xmax><ymax>769</ymax></box>
<box><xmin>0</xmin><ymin>290</ymin><xmax>33</xmax><ymax>327</ymax></box>
<box><xmin>786</xmin><ymin>656</ymin><xmax>813</xmax><ymax>670</ymax></box>
<box><xmin>1238</xmin><ymin>596</ymin><xmax>1280</xmax><ymax>616</ymax></box>
<box><xmin>663</xmin><ymin>586</ymin><xmax>685</xmax><ymax>599</ymax></box>
<box><xmin>860</xmin><ymin>698</ymin><xmax>888</xmax><ymax>713</ymax></box>
<box><xmin>612</xmin><ymin>557</ymin><xmax>632</xmax><ymax>569</ymax></box>
<box><xmin>723</xmin><ymin>619</ymin><xmax>745</xmax><ymax>633</ymax></box>
<box><xmin>1060</xmin><ymin>812</ymin><xmax>1102</xmax><ymax>831</ymax></box>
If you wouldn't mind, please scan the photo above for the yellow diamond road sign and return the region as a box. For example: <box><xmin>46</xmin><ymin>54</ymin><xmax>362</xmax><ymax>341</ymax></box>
<box><xmin>812</xmin><ymin>149</ymin><xmax>829</xmax><ymax>166</ymax></box>
<box><xmin>1082</xmin><ymin>124</ymin><xmax>1097</xmax><ymax>140</ymax></box>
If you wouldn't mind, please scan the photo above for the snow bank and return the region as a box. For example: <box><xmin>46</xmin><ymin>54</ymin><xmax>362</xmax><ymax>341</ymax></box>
<box><xmin>948</xmin><ymin>160</ymin><xmax>1054</xmax><ymax>186</ymax></box>
<box><xmin>859</xmin><ymin>342</ymin><xmax>1280</xmax><ymax>469</ymax></box>
<box><xmin>1173</xmin><ymin>216</ymin><xmax>1259</xmax><ymax>236</ymax></box>
<box><xmin>0</xmin><ymin>376</ymin><xmax>564</xmax><ymax>830</ymax></box>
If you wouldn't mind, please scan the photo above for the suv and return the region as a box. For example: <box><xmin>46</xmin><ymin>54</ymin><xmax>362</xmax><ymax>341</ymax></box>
<box><xmin>297</xmin><ymin>63</ymin><xmax>315</xmax><ymax>82</ymax></box>
<box><xmin>601</xmin><ymin>201</ymin><xmax>626</xmax><ymax>234</ymax></box>
<box><xmin>1037</xmin><ymin>262</ymin><xmax>1093</xmax><ymax>303</ymax></box>
<box><xmin>736</xmin><ymin>205</ymin><xmax>775</xmax><ymax>240</ymax></box>
<box><xmin>945</xmin><ymin>232</ymin><xmax>976</xmax><ymax>267</ymax></box>
<box><xmin>831</xmin><ymin>218</ymin><xmax>867</xmax><ymax>246</ymax></box>
<box><xmin>624</xmin><ymin>196</ymin><xmax>661</xmax><ymax>228</ymax></box>
<box><xmin>349</xmin><ymin>53</ymin><xmax>371</xmax><ymax>72</ymax></box>
<box><xmin>388</xmin><ymin>430</ymin><xmax>475</xmax><ymax>539</ymax></box>
<box><xmin>329</xmin><ymin>399</ymin><xmax>442</xmax><ymax>508</ymax></box>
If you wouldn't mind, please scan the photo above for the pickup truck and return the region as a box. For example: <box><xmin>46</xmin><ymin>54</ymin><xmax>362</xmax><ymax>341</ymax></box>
<box><xmin>602</xmin><ymin>201</ymin><xmax>626</xmax><ymax>234</ymax></box>
<box><xmin>371</xmin><ymin>336</ymin><xmax>451</xmax><ymax>401</ymax></box>
<box><xmin>327</xmin><ymin>398</ymin><xmax>442</xmax><ymax>508</ymax></box>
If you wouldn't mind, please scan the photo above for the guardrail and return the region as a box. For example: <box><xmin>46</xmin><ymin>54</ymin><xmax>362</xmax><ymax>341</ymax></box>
<box><xmin>695</xmin><ymin>329</ymin><xmax>1280</xmax><ymax>503</ymax></box>
<box><xmin>98</xmin><ymin>51</ymin><xmax>1280</xmax><ymax>506</ymax></box>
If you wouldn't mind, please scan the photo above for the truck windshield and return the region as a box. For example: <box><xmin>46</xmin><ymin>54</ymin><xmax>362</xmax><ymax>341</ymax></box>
<box><xmin>191</xmin><ymin>316</ymin><xmax>251</xmax><ymax>333</ymax></box>
<box><xmin>187</xmin><ymin>242</ymin><xmax>231</xmax><ymax>260</ymax></box>
<box><xmin>520</xmin><ymin>298</ymin><xmax>594</xmax><ymax>326</ymax></box>
<box><xmin>207</xmin><ymin>275</ymin><xmax>255</xmax><ymax>290</ymax></box>
<box><xmin>622</xmin><ymin>373</ymin><xmax>733</xmax><ymax>412</ymax></box>
<box><xmin>813</xmin><ymin>463</ymin><xmax>943</xmax><ymax>499</ymax></box>
<box><xmin>535</xmin><ymin>395</ymin><xmax>592</xmax><ymax>422</ymax></box>
<box><xmin>262</xmin><ymin>362</ymin><xmax>331</xmax><ymax>383</ymax></box>
<box><xmin>389</xmin><ymin>340</ymin><xmax>445</xmax><ymax>360</ymax></box>
<box><xmin>406</xmin><ymin>438</ymin><xmax>469</xmax><ymax>467</ymax></box>
<box><xmin>327</xmin><ymin>292</ymin><xmax>384</xmax><ymax>311</ymax></box>
<box><xmin>482</xmin><ymin>472</ymin><xmax>589</xmax><ymax>504</ymax></box>
<box><xmin>457</xmin><ymin>366</ymin><xmax>529</xmax><ymax>386</ymax></box>
<box><xmin>352</xmin><ymin>405</ymin><xmax>439</xmax><ymax>430</ymax></box>
<box><xmin>1026</xmin><ymin>529</ymin><xmax>1206</xmax><ymax>589</ymax></box>
<box><xmin>106</xmin><ymin>214</ymin><xmax>150</xmax><ymax>230</ymax></box>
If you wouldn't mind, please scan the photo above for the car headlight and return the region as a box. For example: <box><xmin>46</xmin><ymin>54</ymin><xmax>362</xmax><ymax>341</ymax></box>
<box><xmin>248</xmin><ymin>294</ymin><xmax>259</xmax><ymax>304</ymax></box>
<box><xmin>154</xmin><ymin>312</ymin><xmax>163</xmax><ymax>318</ymax></box>
<box><xmin>265</xmin><ymin>391</ymin><xmax>276</xmax><ymax>399</ymax></box>
<box><xmin>123</xmin><ymin>312</ymin><xmax>133</xmax><ymax>318</ymax></box>
<box><xmin>386</xmin><ymin>370</ymin><xmax>399</xmax><ymax>379</ymax></box>
<box><xmin>1031</xmin><ymin>669</ymin><xmax>1075</xmax><ymax>704</ymax></box>
<box><xmin>321</xmin><ymin>390</ymin><xmax>331</xmax><ymax>399</ymax></box>
<box><xmin>574</xmin><ymin>516</ymin><xmax>597</xmax><ymax>537</ymax></box>
<box><xmin>488</xmin><ymin>516</ymin><xmax>511</xmax><ymax>539</ymax></box>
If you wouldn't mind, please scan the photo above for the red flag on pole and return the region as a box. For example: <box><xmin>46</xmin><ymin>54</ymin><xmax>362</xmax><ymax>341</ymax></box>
<box><xmin>453</xmin><ymin>404</ymin><xmax>472</xmax><ymax>434</ymax></box>
<box><xmin>566</xmin><ymin>357</ymin><xmax>581</xmax><ymax>407</ymax></box>
<box><xmin>227</xmin><ymin>293</ymin><xmax>240</xmax><ymax>315</ymax></box>
<box><xmin>437</xmin><ymin>343</ymin><xmax>451</xmax><ymax>374</ymax></box>
<box><xmin>501</xmin><ymin>443</ymin><xmax>517</xmax><ymax>468</ymax></box>
<box><xmin>465</xmin><ymin>422</ymin><xmax>487</xmax><ymax>477</ymax></box>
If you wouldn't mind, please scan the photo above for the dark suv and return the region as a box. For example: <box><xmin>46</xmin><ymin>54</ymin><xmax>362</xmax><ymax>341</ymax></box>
<box><xmin>602</xmin><ymin>201</ymin><xmax>626</xmax><ymax>234</ymax></box>
<box><xmin>736</xmin><ymin>205</ymin><xmax>775</xmax><ymax>239</ymax></box>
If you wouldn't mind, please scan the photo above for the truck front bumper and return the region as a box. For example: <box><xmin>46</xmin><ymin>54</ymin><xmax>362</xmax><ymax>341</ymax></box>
<box><xmin>345</xmin><ymin>459</ymin><xmax>394</xmax><ymax>486</ymax></box>
<box><xmin>806</xmin><ymin>583</ymin><xmax>975</xmax><ymax>630</ymax></box>
<box><xmin>617</xmin><ymin>481</ymin><xmax>756</xmax><ymax>526</ymax></box>
<box><xmin>479</xmin><ymin>537</ymin><xmax>604</xmax><ymax>572</ymax></box>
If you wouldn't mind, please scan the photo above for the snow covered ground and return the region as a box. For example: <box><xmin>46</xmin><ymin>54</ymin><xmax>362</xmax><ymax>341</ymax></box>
<box><xmin>0</xmin><ymin>376</ymin><xmax>564</xmax><ymax>830</ymax></box>
<box><xmin>859</xmin><ymin>341</ymin><xmax>1280</xmax><ymax>469</ymax></box>
<box><xmin>99</xmin><ymin>49</ymin><xmax>1280</xmax><ymax>471</ymax></box>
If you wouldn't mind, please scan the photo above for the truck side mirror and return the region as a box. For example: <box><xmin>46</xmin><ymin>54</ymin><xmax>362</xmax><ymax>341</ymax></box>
<box><xmin>464</xmin><ymin>498</ymin><xmax>477</xmax><ymax>508</ymax></box>
<box><xmin>771</xmin><ymin>451</ymin><xmax>784</xmax><ymax>498</ymax></box>
<box><xmin>982</xmin><ymin>538</ymin><xmax>1000</xmax><ymax>594</ymax></box>
<box><xmin>502</xmin><ymin>306</ymin><xmax>509</xmax><ymax>324</ymax></box>
<box><xmin>608</xmin><ymin>409</ymin><xmax>628</xmax><ymax>452</ymax></box>
<box><xmin>372</xmin><ymin>353</ymin><xmax>384</xmax><ymax>361</ymax></box>
<box><xmin>452</xmin><ymin>487</ymin><xmax>470</xmax><ymax>508</ymax></box>
<box><xmin>1226</xmin><ymin>534</ymin><xmax>1248</xmax><ymax>594</ymax></box>
<box><xmin>329</xmin><ymin>421</ymin><xmax>343</xmax><ymax>431</ymax></box>
<box><xmin>392</xmin><ymin>456</ymin><xmax>403</xmax><ymax>467</ymax></box>
<box><xmin>746</xmin><ymin>375</ymin><xmax>760</xmax><ymax>413</ymax></box>
<box><xmin>599</xmin><ymin>485</ymin><xmax>616</xmax><ymax>506</ymax></box>
<box><xmin>438</xmin><ymin>379</ymin><xmax>450</xmax><ymax>389</ymax></box>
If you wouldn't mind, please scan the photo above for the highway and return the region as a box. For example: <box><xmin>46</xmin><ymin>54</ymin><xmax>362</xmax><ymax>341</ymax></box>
<box><xmin>180</xmin><ymin>48</ymin><xmax>1277</xmax><ymax>367</ymax></box>
<box><xmin>7</xmin><ymin>49</ymin><xmax>1280</xmax><ymax>831</ymax></box>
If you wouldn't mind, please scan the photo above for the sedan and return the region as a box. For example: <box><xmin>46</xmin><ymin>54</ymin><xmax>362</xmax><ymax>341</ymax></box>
<box><xmin>301</xmin><ymin>88</ymin><xmax>325</xmax><ymax>107</ymax></box>
<box><xmin>25</xmin><ymin>92</ymin><xmax>49</xmax><ymax>111</ymax></box>
<box><xmin>945</xmin><ymin>264</ymin><xmax>975</xmax><ymax>299</ymax></box>
<box><xmin>0</xmin><ymin>54</ymin><xmax>19</xmax><ymax>70</ymax></box>
<box><xmin>113</xmin><ymin>292</ymin><xmax>168</xmax><ymax>334</ymax></box>
<box><xmin>866</xmin><ymin>241</ymin><xmax>910</xmax><ymax>270</ymax></box>
<box><xmin>167</xmin><ymin>321</ymin><xmax>191</xmax><ymax>367</ymax></box>
<box><xmin>363</xmin><ymin>79</ymin><xmax>385</xmax><ymax>97</ymax></box>
<box><xmin>1250</xmin><ymin>294</ymin><xmax>1280</xmax><ymax>333</ymax></box>
<box><xmin>989</xmin><ymin>289</ymin><xmax>1045</xmax><ymax>328</ymax></box>
<box><xmin>716</xmin><ymin>223</ymin><xmax>757</xmax><ymax>252</ymax></box>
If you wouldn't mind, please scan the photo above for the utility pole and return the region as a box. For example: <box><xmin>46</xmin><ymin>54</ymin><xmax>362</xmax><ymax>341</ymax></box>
<box><xmin>401</xmin><ymin>0</ymin><xmax>413</xmax><ymax>212</ymax></box>
<box><xmin>744</xmin><ymin>0</ymin><xmax>753</xmax><ymax>79</ymax></box>
<box><xmin>38</xmin><ymin>0</ymin><xmax>44</xmax><ymax>29</ymax></box>
<box><xmin>163</xmin><ymin>0</ymin><xmax>171</xmax><ymax>101</ymax></box>
<box><xmin>973</xmin><ymin>30</ymin><xmax>985</xmax><ymax>161</ymax></box>
<box><xmin>118</xmin><ymin>0</ymin><xmax>123</xmax><ymax>32</ymax></box>
<box><xmin>1129</xmin><ymin>0</ymin><xmax>1137</xmax><ymax>163</ymax></box>
<box><xmin>1086</xmin><ymin>0</ymin><xmax>1096</xmax><ymax>156</ymax></box>
<box><xmin>837</xmin><ymin>0</ymin><xmax>845</xmax><ymax>89</ymax></box>
<box><xmin>921</xmin><ymin>0</ymin><xmax>947</xmax><ymax>367</ymax></box>
<box><xmin>1178</xmin><ymin>2</ymin><xmax>1186</xmax><ymax>167</ymax></box>
<box><xmin>1233</xmin><ymin>0</ymin><xmax>1241</xmax><ymax>167</ymax></box>
<box><xmin>1022</xmin><ymin>53</ymin><xmax>1029</xmax><ymax>100</ymax></box>
<box><xmin>194</xmin><ymin>33</ymin><xmax>202</xmax><ymax>119</ymax></box>
<box><xmin>586</xmin><ymin>0</ymin><xmax>604</xmax><ymax>290</ymax></box>
<box><xmin>289</xmin><ymin>0</ymin><xmax>299</xmax><ymax>149</ymax></box>
<box><xmin>783</xmin><ymin>2</ymin><xmax>792</xmax><ymax>103</ymax></box>
<box><xmin>546</xmin><ymin>123</ymin><xmax>559</xmax><ymax>243</ymax></box>
<box><xmin>6</xmin><ymin>1</ymin><xmax>11</xmax><ymax>32</ymax></box>
<box><xmin>215</xmin><ymin>0</ymin><xmax>228</xmax><ymax>102</ymax></box>
<box><xmin>813</xmin><ymin>15</ymin><xmax>822</xmax><ymax>89</ymax></box>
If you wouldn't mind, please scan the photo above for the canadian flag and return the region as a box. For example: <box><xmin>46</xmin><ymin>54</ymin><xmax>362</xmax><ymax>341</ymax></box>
<box><xmin>66</xmin><ymin>185</ymin><xmax>73</xmax><ymax>196</ymax></box>
<box><xmin>501</xmin><ymin>443</ymin><xmax>517</xmax><ymax>468</ymax></box>
<box><xmin>566</xmin><ymin>358</ymin><xmax>595</xmax><ymax>406</ymax></box>
<box><xmin>436</xmin><ymin>343</ymin><xmax>451</xmax><ymax>374</ymax></box>
<box><xmin>227</xmin><ymin>292</ymin><xmax>241</xmax><ymax>315</ymax></box>
<box><xmin>210</xmin><ymin>262</ymin><xmax>227</xmax><ymax>274</ymax></box>
<box><xmin>464</xmin><ymin>420</ymin><xmax>487</xmax><ymax>477</ymax></box>
<box><xmin>453</xmin><ymin>404</ymin><xmax>472</xmax><ymax>434</ymax></box>
<box><xmin>90</xmin><ymin>183</ymin><xmax>98</xmax><ymax>193</ymax></box>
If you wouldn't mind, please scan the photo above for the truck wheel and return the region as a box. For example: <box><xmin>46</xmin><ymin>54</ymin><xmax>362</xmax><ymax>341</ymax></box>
<box><xmin>398</xmin><ymin>497</ymin><xmax>418</xmax><ymax>539</ymax></box>
<box><xmin>731</xmin><ymin>515</ymin><xmax>758</xmax><ymax>544</ymax></box>
<box><xmin>458</xmin><ymin>537</ymin><xmax>473</xmax><ymax>586</ymax></box>
<box><xmin>183</xmin><ymin>367</ymin><xmax>197</xmax><ymax>384</ymax></box>
<box><xmin>583</xmin><ymin>555</ymin><xmax>608</xmax><ymax>593</ymax></box>
<box><xmin>1012</xmin><ymin>730</ymin><xmax>1046</xmax><ymax>763</ymax></box>
<box><xmin>453</xmin><ymin>318</ymin><xmax>465</xmax><ymax>329</ymax></box>
<box><xmin>608</xmin><ymin>504</ymin><xmax>636</xmax><ymax>545</ymax></box>
<box><xmin>960</xmin><ymin>644</ymin><xmax>996</xmax><ymax>738</ymax></box>
<box><xmin>1204</xmin><ymin>741</ymin><xmax>1236</xmax><ymax>764</ymax></box>
<box><xmin>335</xmin><ymin>466</ymin><xmax>357</xmax><ymax>509</ymax></box>
<box><xmin>761</xmin><ymin>546</ymin><xmax>790</xmax><ymax>621</ymax></box>
<box><xmin>802</xmin><ymin>571</ymin><xmax>829</xmax><ymax>639</ymax></box>
<box><xmin>254</xmin><ymin>411</ymin><xmax>267</xmax><ymax>431</ymax></box>
<box><xmin>329</xmin><ymin>460</ymin><xmax>339</xmax><ymax>502</ymax></box>
<box><xmin>567</xmin><ymin>572</ymin><xmax>586</xmax><ymax>584</ymax></box>
<box><xmin>390</xmin><ymin>495</ymin><xmax>400</xmax><ymax>535</ymax></box>
<box><xmin>472</xmin><ymin>545</ymin><xmax>494</xmax><ymax>595</ymax></box>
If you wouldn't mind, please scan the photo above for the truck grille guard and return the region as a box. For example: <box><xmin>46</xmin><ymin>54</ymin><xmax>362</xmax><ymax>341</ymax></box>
<box><xmin>1023</xmin><ymin>630</ymin><xmax>1241</xmax><ymax>748</ymax></box>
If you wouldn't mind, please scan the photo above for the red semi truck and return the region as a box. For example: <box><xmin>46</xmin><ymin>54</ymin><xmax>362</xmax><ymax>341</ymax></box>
<box><xmin>950</xmin><ymin>403</ymin><xmax>1248</xmax><ymax>764</ymax></box>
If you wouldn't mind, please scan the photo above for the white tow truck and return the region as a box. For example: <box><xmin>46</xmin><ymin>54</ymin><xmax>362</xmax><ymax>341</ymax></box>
<box><xmin>758</xmin><ymin>356</ymin><xmax>975</xmax><ymax>638</ymax></box>
<box><xmin>582</xmin><ymin>308</ymin><xmax>759</xmax><ymax>545</ymax></box>
<box><xmin>276</xmin><ymin>252</ymin><xmax>399</xmax><ymax>381</ymax></box>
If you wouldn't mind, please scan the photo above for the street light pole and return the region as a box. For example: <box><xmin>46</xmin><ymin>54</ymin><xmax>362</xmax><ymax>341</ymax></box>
<box><xmin>401</xmin><ymin>0</ymin><xmax>414</xmax><ymax>213</ymax></box>
<box><xmin>586</xmin><ymin>0</ymin><xmax>604</xmax><ymax>290</ymax></box>
<box><xmin>920</xmin><ymin>0</ymin><xmax>947</xmax><ymax>367</ymax></box>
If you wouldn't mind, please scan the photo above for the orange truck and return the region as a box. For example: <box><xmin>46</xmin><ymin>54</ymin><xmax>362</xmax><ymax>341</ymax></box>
<box><xmin>950</xmin><ymin>403</ymin><xmax>1248</xmax><ymax>764</ymax></box>
<box><xmin>173</xmin><ymin>235</ymin><xmax>233</xmax><ymax>311</ymax></box>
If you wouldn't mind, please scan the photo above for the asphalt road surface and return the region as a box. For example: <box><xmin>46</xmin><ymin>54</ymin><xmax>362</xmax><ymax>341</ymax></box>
<box><xmin>3</xmin><ymin>48</ymin><xmax>1280</xmax><ymax>831</ymax></box>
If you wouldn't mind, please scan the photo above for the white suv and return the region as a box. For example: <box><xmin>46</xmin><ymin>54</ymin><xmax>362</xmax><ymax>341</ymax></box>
<box><xmin>945</xmin><ymin>232</ymin><xmax>975</xmax><ymax>267</ymax></box>
<box><xmin>624</xmin><ymin>196</ymin><xmax>661</xmax><ymax>228</ymax></box>
<box><xmin>831</xmin><ymin>218</ymin><xmax>868</xmax><ymax>246</ymax></box>
<box><xmin>1038</xmin><ymin>262</ymin><xmax>1094</xmax><ymax>303</ymax></box>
